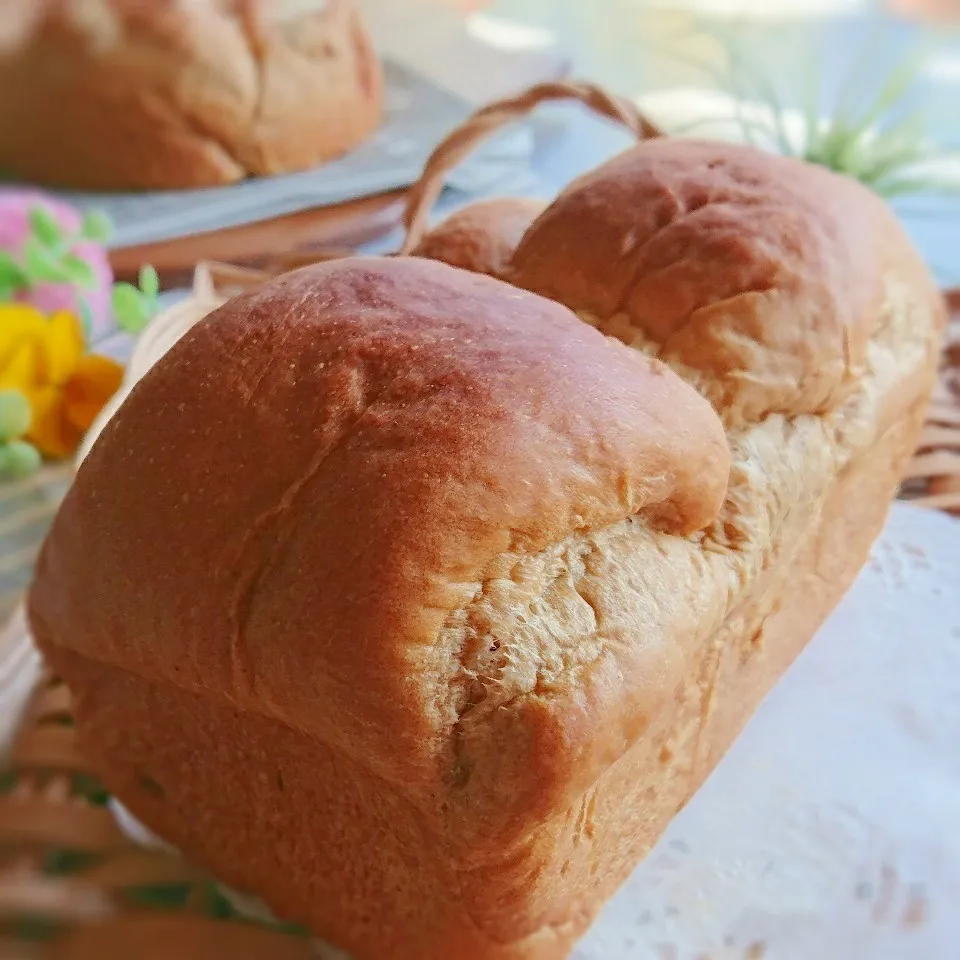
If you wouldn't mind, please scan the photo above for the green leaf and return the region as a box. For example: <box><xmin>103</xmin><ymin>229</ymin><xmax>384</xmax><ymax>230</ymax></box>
<box><xmin>28</xmin><ymin>204</ymin><xmax>65</xmax><ymax>250</ymax></box>
<box><xmin>0</xmin><ymin>250</ymin><xmax>28</xmax><ymax>292</ymax></box>
<box><xmin>71</xmin><ymin>772</ymin><xmax>111</xmax><ymax>806</ymax></box>
<box><xmin>872</xmin><ymin>173</ymin><xmax>960</xmax><ymax>200</ymax></box>
<box><xmin>111</xmin><ymin>282</ymin><xmax>150</xmax><ymax>333</ymax></box>
<box><xmin>80</xmin><ymin>209</ymin><xmax>113</xmax><ymax>244</ymax></box>
<box><xmin>78</xmin><ymin>299</ymin><xmax>94</xmax><ymax>342</ymax></box>
<box><xmin>0</xmin><ymin>439</ymin><xmax>42</xmax><ymax>479</ymax></box>
<box><xmin>0</xmin><ymin>769</ymin><xmax>18</xmax><ymax>794</ymax></box>
<box><xmin>138</xmin><ymin>263</ymin><xmax>160</xmax><ymax>300</ymax></box>
<box><xmin>800</xmin><ymin>58</ymin><xmax>823</xmax><ymax>160</ymax></box>
<box><xmin>0</xmin><ymin>390</ymin><xmax>32</xmax><ymax>441</ymax></box>
<box><xmin>23</xmin><ymin>235</ymin><xmax>71</xmax><ymax>285</ymax></box>
<box><xmin>43</xmin><ymin>849</ymin><xmax>101</xmax><ymax>876</ymax></box>
<box><xmin>60</xmin><ymin>252</ymin><xmax>97</xmax><ymax>290</ymax></box>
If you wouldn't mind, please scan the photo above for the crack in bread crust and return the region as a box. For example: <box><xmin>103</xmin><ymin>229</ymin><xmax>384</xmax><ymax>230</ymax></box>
<box><xmin>442</xmin><ymin>275</ymin><xmax>940</xmax><ymax>943</ymax></box>
<box><xmin>439</xmin><ymin>269</ymin><xmax>941</xmax><ymax>863</ymax></box>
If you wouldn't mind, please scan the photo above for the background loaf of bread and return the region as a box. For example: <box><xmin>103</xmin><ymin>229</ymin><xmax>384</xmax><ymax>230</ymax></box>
<box><xmin>0</xmin><ymin>0</ymin><xmax>382</xmax><ymax>190</ymax></box>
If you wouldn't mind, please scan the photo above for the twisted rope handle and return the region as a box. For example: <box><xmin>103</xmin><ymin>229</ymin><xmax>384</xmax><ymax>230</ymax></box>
<box><xmin>900</xmin><ymin>287</ymin><xmax>960</xmax><ymax>514</ymax></box>
<box><xmin>398</xmin><ymin>80</ymin><xmax>663</xmax><ymax>255</ymax></box>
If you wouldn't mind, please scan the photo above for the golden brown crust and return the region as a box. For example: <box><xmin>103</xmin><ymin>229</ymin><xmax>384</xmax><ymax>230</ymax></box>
<box><xmin>27</xmin><ymin>139</ymin><xmax>946</xmax><ymax>960</ymax></box>
<box><xmin>0</xmin><ymin>0</ymin><xmax>382</xmax><ymax>189</ymax></box>
<box><xmin>30</xmin><ymin>256</ymin><xmax>729</xmax><ymax>788</ymax></box>
<box><xmin>411</xmin><ymin>199</ymin><xmax>546</xmax><ymax>279</ymax></box>
<box><xmin>38</xmin><ymin>389</ymin><xmax>933</xmax><ymax>960</ymax></box>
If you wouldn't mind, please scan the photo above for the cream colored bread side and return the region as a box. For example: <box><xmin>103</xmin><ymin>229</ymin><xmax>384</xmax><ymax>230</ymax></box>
<box><xmin>413</xmin><ymin>147</ymin><xmax>946</xmax><ymax>870</ymax></box>
<box><xmin>0</xmin><ymin>0</ymin><xmax>382</xmax><ymax>189</ymax></box>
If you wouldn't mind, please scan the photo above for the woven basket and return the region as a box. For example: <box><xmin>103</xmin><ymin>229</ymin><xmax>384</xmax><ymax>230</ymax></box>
<box><xmin>1</xmin><ymin>81</ymin><xmax>958</xmax><ymax>958</ymax></box>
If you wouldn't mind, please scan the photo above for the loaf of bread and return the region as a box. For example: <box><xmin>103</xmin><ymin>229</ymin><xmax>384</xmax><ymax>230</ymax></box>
<box><xmin>28</xmin><ymin>139</ymin><xmax>945</xmax><ymax>960</ymax></box>
<box><xmin>0</xmin><ymin>0</ymin><xmax>382</xmax><ymax>190</ymax></box>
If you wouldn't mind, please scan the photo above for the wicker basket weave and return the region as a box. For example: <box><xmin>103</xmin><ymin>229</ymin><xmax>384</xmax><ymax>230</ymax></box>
<box><xmin>1</xmin><ymin>80</ymin><xmax>958</xmax><ymax>958</ymax></box>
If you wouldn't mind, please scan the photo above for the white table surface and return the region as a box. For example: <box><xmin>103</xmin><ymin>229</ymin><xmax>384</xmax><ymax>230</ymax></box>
<box><xmin>576</xmin><ymin>503</ymin><xmax>960</xmax><ymax>959</ymax></box>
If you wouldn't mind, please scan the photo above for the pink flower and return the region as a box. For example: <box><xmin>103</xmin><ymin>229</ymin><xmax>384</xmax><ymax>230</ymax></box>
<box><xmin>0</xmin><ymin>190</ymin><xmax>114</xmax><ymax>341</ymax></box>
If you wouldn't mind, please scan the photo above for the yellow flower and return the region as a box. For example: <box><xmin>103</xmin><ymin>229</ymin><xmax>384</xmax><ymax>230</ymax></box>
<box><xmin>0</xmin><ymin>304</ymin><xmax>124</xmax><ymax>458</ymax></box>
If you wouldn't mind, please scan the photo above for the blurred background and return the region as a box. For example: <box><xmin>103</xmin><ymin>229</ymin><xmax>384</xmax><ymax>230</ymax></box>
<box><xmin>365</xmin><ymin>0</ymin><xmax>960</xmax><ymax>280</ymax></box>
<box><xmin>2</xmin><ymin>0</ymin><xmax>957</xmax><ymax>280</ymax></box>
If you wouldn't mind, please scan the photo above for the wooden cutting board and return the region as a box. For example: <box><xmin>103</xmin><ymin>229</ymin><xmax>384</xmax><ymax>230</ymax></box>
<box><xmin>109</xmin><ymin>188</ymin><xmax>407</xmax><ymax>287</ymax></box>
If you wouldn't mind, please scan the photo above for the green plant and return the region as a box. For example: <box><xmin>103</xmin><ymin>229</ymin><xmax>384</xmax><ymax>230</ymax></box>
<box><xmin>0</xmin><ymin>202</ymin><xmax>161</xmax><ymax>338</ymax></box>
<box><xmin>0</xmin><ymin>205</ymin><xmax>107</xmax><ymax>304</ymax></box>
<box><xmin>651</xmin><ymin>22</ymin><xmax>959</xmax><ymax>201</ymax></box>
<box><xmin>0</xmin><ymin>438</ymin><xmax>41</xmax><ymax>478</ymax></box>
<box><xmin>0</xmin><ymin>390</ymin><xmax>40</xmax><ymax>479</ymax></box>
<box><xmin>111</xmin><ymin>264</ymin><xmax>160</xmax><ymax>334</ymax></box>
<box><xmin>786</xmin><ymin>46</ymin><xmax>955</xmax><ymax>199</ymax></box>
<box><xmin>0</xmin><ymin>389</ymin><xmax>30</xmax><ymax>439</ymax></box>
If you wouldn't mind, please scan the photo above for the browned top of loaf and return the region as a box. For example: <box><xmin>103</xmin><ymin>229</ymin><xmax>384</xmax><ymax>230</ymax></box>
<box><xmin>29</xmin><ymin>256</ymin><xmax>729</xmax><ymax>789</ymax></box>
<box><xmin>507</xmin><ymin>138</ymin><xmax>934</xmax><ymax>427</ymax></box>
<box><xmin>411</xmin><ymin>198</ymin><xmax>547</xmax><ymax>279</ymax></box>
<box><xmin>28</xmin><ymin>140</ymin><xmax>945</xmax><ymax>877</ymax></box>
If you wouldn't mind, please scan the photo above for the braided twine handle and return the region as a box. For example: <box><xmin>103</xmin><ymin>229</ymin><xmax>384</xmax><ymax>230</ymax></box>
<box><xmin>900</xmin><ymin>287</ymin><xmax>960</xmax><ymax>514</ymax></box>
<box><xmin>397</xmin><ymin>79</ymin><xmax>662</xmax><ymax>254</ymax></box>
<box><xmin>0</xmin><ymin>671</ymin><xmax>319</xmax><ymax>959</ymax></box>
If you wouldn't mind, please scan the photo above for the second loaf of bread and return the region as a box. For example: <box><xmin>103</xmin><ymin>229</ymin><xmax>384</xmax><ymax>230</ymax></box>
<box><xmin>0</xmin><ymin>0</ymin><xmax>382</xmax><ymax>190</ymax></box>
